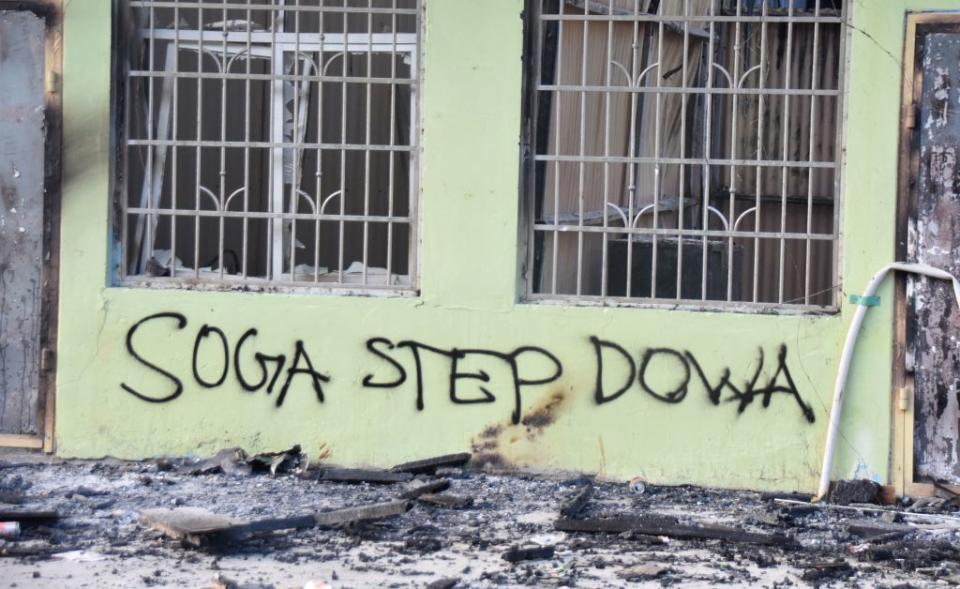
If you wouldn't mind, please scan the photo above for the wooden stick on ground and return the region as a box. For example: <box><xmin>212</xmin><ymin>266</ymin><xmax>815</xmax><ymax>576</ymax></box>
<box><xmin>556</xmin><ymin>516</ymin><xmax>792</xmax><ymax>547</ymax></box>
<box><xmin>774</xmin><ymin>498</ymin><xmax>960</xmax><ymax>525</ymax></box>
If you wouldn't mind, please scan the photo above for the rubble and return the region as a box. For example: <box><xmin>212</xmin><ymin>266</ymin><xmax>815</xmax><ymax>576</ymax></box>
<box><xmin>501</xmin><ymin>544</ymin><xmax>555</xmax><ymax>563</ymax></box>
<box><xmin>211</xmin><ymin>573</ymin><xmax>275</xmax><ymax>589</ymax></box>
<box><xmin>1</xmin><ymin>451</ymin><xmax>960</xmax><ymax>587</ymax></box>
<box><xmin>617</xmin><ymin>563</ymin><xmax>671</xmax><ymax>581</ymax></box>
<box><xmin>558</xmin><ymin>482</ymin><xmax>593</xmax><ymax>518</ymax></box>
<box><xmin>317</xmin><ymin>468</ymin><xmax>413</xmax><ymax>485</ymax></box>
<box><xmin>555</xmin><ymin>515</ymin><xmax>792</xmax><ymax>546</ymax></box>
<box><xmin>0</xmin><ymin>509</ymin><xmax>59</xmax><ymax>525</ymax></box>
<box><xmin>391</xmin><ymin>453</ymin><xmax>471</xmax><ymax>475</ymax></box>
<box><xmin>313</xmin><ymin>500</ymin><xmax>411</xmax><ymax>528</ymax></box>
<box><xmin>245</xmin><ymin>446</ymin><xmax>305</xmax><ymax>476</ymax></box>
<box><xmin>416</xmin><ymin>493</ymin><xmax>474</xmax><ymax>510</ymax></box>
<box><xmin>831</xmin><ymin>479</ymin><xmax>882</xmax><ymax>505</ymax></box>
<box><xmin>188</xmin><ymin>446</ymin><xmax>305</xmax><ymax>478</ymax></box>
<box><xmin>800</xmin><ymin>560</ymin><xmax>854</xmax><ymax>583</ymax></box>
<box><xmin>141</xmin><ymin>508</ymin><xmax>316</xmax><ymax>547</ymax></box>
<box><xmin>398</xmin><ymin>479</ymin><xmax>451</xmax><ymax>500</ymax></box>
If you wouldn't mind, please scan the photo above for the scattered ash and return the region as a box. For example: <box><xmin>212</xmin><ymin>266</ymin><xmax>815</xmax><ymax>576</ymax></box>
<box><xmin>0</xmin><ymin>453</ymin><xmax>959</xmax><ymax>588</ymax></box>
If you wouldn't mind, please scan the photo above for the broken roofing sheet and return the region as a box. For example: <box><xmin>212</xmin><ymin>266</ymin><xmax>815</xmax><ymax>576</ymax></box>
<box><xmin>1</xmin><ymin>448</ymin><xmax>960</xmax><ymax>588</ymax></box>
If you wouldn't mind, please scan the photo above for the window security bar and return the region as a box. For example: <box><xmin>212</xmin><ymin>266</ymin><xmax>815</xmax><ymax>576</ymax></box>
<box><xmin>526</xmin><ymin>0</ymin><xmax>847</xmax><ymax>311</ymax></box>
<box><xmin>120</xmin><ymin>0</ymin><xmax>421</xmax><ymax>292</ymax></box>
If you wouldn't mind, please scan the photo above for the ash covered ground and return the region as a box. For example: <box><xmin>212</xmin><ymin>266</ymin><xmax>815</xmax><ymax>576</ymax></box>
<box><xmin>1</xmin><ymin>449</ymin><xmax>960</xmax><ymax>588</ymax></box>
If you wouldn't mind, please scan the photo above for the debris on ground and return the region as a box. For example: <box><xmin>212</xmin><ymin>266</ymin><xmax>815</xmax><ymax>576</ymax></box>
<box><xmin>831</xmin><ymin>479</ymin><xmax>882</xmax><ymax>505</ymax></box>
<box><xmin>2</xmin><ymin>449</ymin><xmax>960</xmax><ymax>587</ymax></box>
<box><xmin>210</xmin><ymin>573</ymin><xmax>276</xmax><ymax>589</ymax></box>
<box><xmin>501</xmin><ymin>544</ymin><xmax>555</xmax><ymax>563</ymax></box>
<box><xmin>0</xmin><ymin>509</ymin><xmax>59</xmax><ymax>525</ymax></box>
<box><xmin>313</xmin><ymin>500</ymin><xmax>410</xmax><ymax>528</ymax></box>
<box><xmin>141</xmin><ymin>508</ymin><xmax>315</xmax><ymax>547</ymax></box>
<box><xmin>617</xmin><ymin>563</ymin><xmax>671</xmax><ymax>581</ymax></box>
<box><xmin>391</xmin><ymin>453</ymin><xmax>471</xmax><ymax>475</ymax></box>
<box><xmin>188</xmin><ymin>446</ymin><xmax>305</xmax><ymax>478</ymax></box>
<box><xmin>555</xmin><ymin>515</ymin><xmax>791</xmax><ymax>546</ymax></box>
<box><xmin>398</xmin><ymin>479</ymin><xmax>450</xmax><ymax>500</ymax></box>
<box><xmin>558</xmin><ymin>482</ymin><xmax>592</xmax><ymax>518</ymax></box>
<box><xmin>246</xmin><ymin>446</ymin><xmax>305</xmax><ymax>476</ymax></box>
<box><xmin>317</xmin><ymin>468</ymin><xmax>413</xmax><ymax>484</ymax></box>
<box><xmin>416</xmin><ymin>493</ymin><xmax>474</xmax><ymax>510</ymax></box>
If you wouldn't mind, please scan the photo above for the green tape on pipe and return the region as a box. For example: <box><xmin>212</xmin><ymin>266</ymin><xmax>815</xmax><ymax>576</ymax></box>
<box><xmin>848</xmin><ymin>294</ymin><xmax>881</xmax><ymax>307</ymax></box>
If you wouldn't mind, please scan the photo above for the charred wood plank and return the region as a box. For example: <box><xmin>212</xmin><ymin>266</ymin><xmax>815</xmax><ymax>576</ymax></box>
<box><xmin>143</xmin><ymin>501</ymin><xmax>411</xmax><ymax>546</ymax></box>
<box><xmin>502</xmin><ymin>544</ymin><xmax>556</xmax><ymax>563</ymax></box>
<box><xmin>0</xmin><ymin>540</ymin><xmax>57</xmax><ymax>558</ymax></box>
<box><xmin>555</xmin><ymin>514</ymin><xmax>678</xmax><ymax>534</ymax></box>
<box><xmin>391</xmin><ymin>453</ymin><xmax>471</xmax><ymax>475</ymax></box>
<box><xmin>140</xmin><ymin>507</ymin><xmax>241</xmax><ymax>541</ymax></box>
<box><xmin>774</xmin><ymin>498</ymin><xmax>960</xmax><ymax>523</ymax></box>
<box><xmin>0</xmin><ymin>510</ymin><xmax>58</xmax><ymax>525</ymax></box>
<box><xmin>555</xmin><ymin>516</ymin><xmax>791</xmax><ymax>546</ymax></box>
<box><xmin>847</xmin><ymin>520</ymin><xmax>914</xmax><ymax>541</ymax></box>
<box><xmin>141</xmin><ymin>508</ymin><xmax>314</xmax><ymax>546</ymax></box>
<box><xmin>319</xmin><ymin>468</ymin><xmax>413</xmax><ymax>484</ymax></box>
<box><xmin>399</xmin><ymin>479</ymin><xmax>451</xmax><ymax>500</ymax></box>
<box><xmin>417</xmin><ymin>494</ymin><xmax>474</xmax><ymax>509</ymax></box>
<box><xmin>313</xmin><ymin>500</ymin><xmax>411</xmax><ymax>528</ymax></box>
<box><xmin>220</xmin><ymin>515</ymin><xmax>316</xmax><ymax>541</ymax></box>
<box><xmin>801</xmin><ymin>560</ymin><xmax>854</xmax><ymax>582</ymax></box>
<box><xmin>761</xmin><ymin>492</ymin><xmax>813</xmax><ymax>502</ymax></box>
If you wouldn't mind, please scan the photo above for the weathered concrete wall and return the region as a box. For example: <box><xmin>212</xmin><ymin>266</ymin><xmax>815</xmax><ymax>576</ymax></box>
<box><xmin>54</xmin><ymin>0</ymin><xmax>937</xmax><ymax>492</ymax></box>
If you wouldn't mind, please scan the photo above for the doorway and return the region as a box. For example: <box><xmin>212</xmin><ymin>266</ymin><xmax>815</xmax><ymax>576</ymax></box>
<box><xmin>894</xmin><ymin>14</ymin><xmax>960</xmax><ymax>495</ymax></box>
<box><xmin>0</xmin><ymin>2</ymin><xmax>61</xmax><ymax>451</ymax></box>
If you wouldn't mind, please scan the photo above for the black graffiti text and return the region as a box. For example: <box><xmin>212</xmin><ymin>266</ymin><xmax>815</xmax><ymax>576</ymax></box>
<box><xmin>120</xmin><ymin>314</ymin><xmax>816</xmax><ymax>425</ymax></box>
<box><xmin>361</xmin><ymin>338</ymin><xmax>563</xmax><ymax>425</ymax></box>
<box><xmin>121</xmin><ymin>313</ymin><xmax>330</xmax><ymax>407</ymax></box>
<box><xmin>590</xmin><ymin>337</ymin><xmax>816</xmax><ymax>423</ymax></box>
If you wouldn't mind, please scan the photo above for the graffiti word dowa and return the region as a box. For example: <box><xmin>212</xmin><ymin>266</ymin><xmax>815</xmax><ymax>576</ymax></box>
<box><xmin>590</xmin><ymin>338</ymin><xmax>815</xmax><ymax>424</ymax></box>
<box><xmin>121</xmin><ymin>314</ymin><xmax>815</xmax><ymax>424</ymax></box>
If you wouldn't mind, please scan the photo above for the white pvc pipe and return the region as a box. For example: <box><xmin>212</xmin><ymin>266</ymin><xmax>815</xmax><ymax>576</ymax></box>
<box><xmin>816</xmin><ymin>262</ymin><xmax>960</xmax><ymax>501</ymax></box>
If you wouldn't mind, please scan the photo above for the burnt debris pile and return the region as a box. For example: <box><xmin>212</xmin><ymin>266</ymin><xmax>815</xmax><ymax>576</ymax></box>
<box><xmin>1</xmin><ymin>450</ymin><xmax>960</xmax><ymax>587</ymax></box>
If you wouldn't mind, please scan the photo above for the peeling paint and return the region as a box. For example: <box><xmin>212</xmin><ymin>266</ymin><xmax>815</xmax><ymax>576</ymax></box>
<box><xmin>0</xmin><ymin>10</ymin><xmax>46</xmax><ymax>436</ymax></box>
<box><xmin>911</xmin><ymin>33</ymin><xmax>960</xmax><ymax>484</ymax></box>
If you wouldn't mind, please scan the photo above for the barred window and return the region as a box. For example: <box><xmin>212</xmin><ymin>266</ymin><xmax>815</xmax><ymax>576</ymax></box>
<box><xmin>524</xmin><ymin>0</ymin><xmax>846</xmax><ymax>310</ymax></box>
<box><xmin>117</xmin><ymin>0</ymin><xmax>420</xmax><ymax>292</ymax></box>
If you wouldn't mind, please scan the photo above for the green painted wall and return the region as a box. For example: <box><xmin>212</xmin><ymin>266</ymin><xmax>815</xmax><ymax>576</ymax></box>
<box><xmin>55</xmin><ymin>0</ymin><xmax>944</xmax><ymax>492</ymax></box>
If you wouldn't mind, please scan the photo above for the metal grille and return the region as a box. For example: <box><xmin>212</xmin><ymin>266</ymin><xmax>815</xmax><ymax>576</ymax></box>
<box><xmin>525</xmin><ymin>0</ymin><xmax>847</xmax><ymax>311</ymax></box>
<box><xmin>119</xmin><ymin>0</ymin><xmax>421</xmax><ymax>292</ymax></box>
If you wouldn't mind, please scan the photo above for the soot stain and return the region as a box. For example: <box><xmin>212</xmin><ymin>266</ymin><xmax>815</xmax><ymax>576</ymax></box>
<box><xmin>521</xmin><ymin>391</ymin><xmax>565</xmax><ymax>431</ymax></box>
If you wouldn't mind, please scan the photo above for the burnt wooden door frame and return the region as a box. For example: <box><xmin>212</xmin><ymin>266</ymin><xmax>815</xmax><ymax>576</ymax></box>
<box><xmin>893</xmin><ymin>14</ymin><xmax>960</xmax><ymax>498</ymax></box>
<box><xmin>0</xmin><ymin>0</ymin><xmax>62</xmax><ymax>452</ymax></box>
